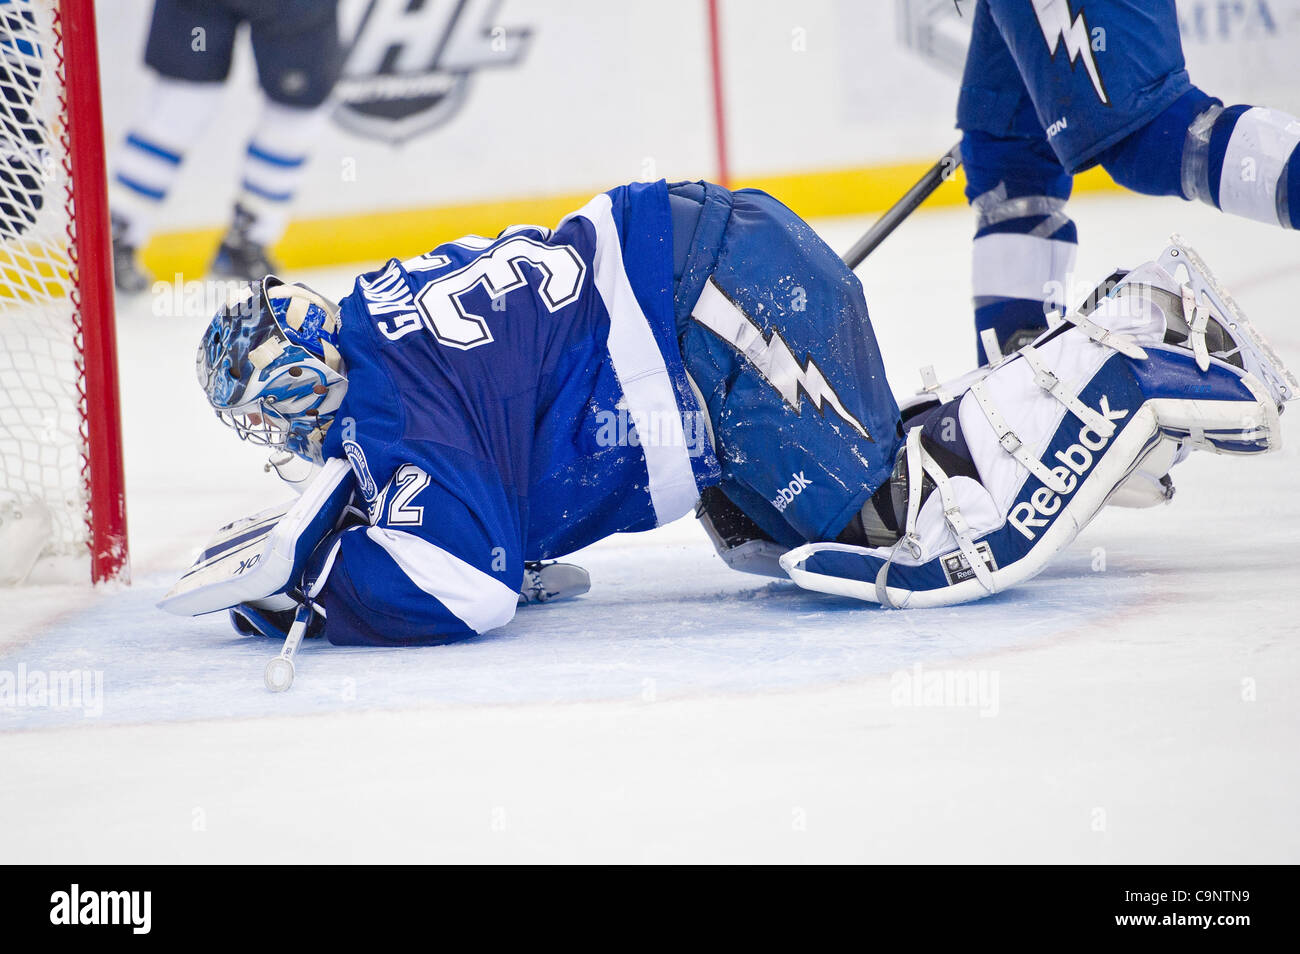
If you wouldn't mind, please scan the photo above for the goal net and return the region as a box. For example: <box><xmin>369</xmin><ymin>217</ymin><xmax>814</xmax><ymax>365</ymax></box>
<box><xmin>0</xmin><ymin>0</ymin><xmax>127</xmax><ymax>583</ymax></box>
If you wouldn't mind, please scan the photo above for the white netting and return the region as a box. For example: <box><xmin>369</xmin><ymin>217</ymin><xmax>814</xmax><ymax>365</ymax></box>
<box><xmin>0</xmin><ymin>0</ymin><xmax>86</xmax><ymax>557</ymax></box>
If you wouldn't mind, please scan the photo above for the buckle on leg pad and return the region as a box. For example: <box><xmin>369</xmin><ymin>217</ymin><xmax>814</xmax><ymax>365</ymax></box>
<box><xmin>971</xmin><ymin>379</ymin><xmax>1071</xmax><ymax>494</ymax></box>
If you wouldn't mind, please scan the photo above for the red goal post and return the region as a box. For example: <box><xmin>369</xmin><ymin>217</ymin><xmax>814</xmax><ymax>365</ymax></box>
<box><xmin>63</xmin><ymin>0</ymin><xmax>127</xmax><ymax>582</ymax></box>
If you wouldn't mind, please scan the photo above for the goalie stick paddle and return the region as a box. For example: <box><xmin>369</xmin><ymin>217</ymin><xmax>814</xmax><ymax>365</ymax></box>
<box><xmin>842</xmin><ymin>141</ymin><xmax>963</xmax><ymax>269</ymax></box>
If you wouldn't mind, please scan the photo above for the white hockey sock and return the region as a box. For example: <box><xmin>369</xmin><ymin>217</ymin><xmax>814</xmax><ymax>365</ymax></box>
<box><xmin>971</xmin><ymin>225</ymin><xmax>1077</xmax><ymax>310</ymax></box>
<box><xmin>1184</xmin><ymin>105</ymin><xmax>1300</xmax><ymax>228</ymax></box>
<box><xmin>970</xmin><ymin>185</ymin><xmax>1078</xmax><ymax>363</ymax></box>
<box><xmin>235</xmin><ymin>99</ymin><xmax>331</xmax><ymax>246</ymax></box>
<box><xmin>109</xmin><ymin>75</ymin><xmax>225</xmax><ymax>247</ymax></box>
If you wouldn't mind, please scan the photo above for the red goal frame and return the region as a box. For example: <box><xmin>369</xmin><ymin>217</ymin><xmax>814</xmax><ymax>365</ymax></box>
<box><xmin>57</xmin><ymin>0</ymin><xmax>128</xmax><ymax>583</ymax></box>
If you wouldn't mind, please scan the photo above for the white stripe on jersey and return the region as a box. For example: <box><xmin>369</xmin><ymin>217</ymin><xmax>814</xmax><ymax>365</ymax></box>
<box><xmin>366</xmin><ymin>527</ymin><xmax>518</xmax><ymax>634</ymax></box>
<box><xmin>565</xmin><ymin>192</ymin><xmax>703</xmax><ymax>526</ymax></box>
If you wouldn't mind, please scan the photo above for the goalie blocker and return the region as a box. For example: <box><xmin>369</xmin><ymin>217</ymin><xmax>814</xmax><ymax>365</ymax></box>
<box><xmin>782</xmin><ymin>239</ymin><xmax>1295</xmax><ymax>608</ymax></box>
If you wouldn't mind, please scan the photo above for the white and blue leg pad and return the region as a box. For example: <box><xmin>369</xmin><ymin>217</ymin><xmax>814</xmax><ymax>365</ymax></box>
<box><xmin>782</xmin><ymin>356</ymin><xmax>1165</xmax><ymax>608</ymax></box>
<box><xmin>781</xmin><ymin>249</ymin><xmax>1290</xmax><ymax>608</ymax></box>
<box><xmin>159</xmin><ymin>457</ymin><xmax>355</xmax><ymax>616</ymax></box>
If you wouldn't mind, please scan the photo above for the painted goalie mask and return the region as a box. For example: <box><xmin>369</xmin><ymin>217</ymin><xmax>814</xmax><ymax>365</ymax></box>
<box><xmin>197</xmin><ymin>277</ymin><xmax>347</xmax><ymax>463</ymax></box>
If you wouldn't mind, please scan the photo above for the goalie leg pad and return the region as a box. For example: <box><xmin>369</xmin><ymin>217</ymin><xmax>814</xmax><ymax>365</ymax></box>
<box><xmin>784</xmin><ymin>352</ymin><xmax>1275</xmax><ymax>607</ymax></box>
<box><xmin>783</xmin><ymin>355</ymin><xmax>1163</xmax><ymax>607</ymax></box>
<box><xmin>781</xmin><ymin>245</ymin><xmax>1289</xmax><ymax>609</ymax></box>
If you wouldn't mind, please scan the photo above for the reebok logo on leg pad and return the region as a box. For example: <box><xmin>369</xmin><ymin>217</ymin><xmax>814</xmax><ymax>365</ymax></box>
<box><xmin>1009</xmin><ymin>396</ymin><xmax>1129</xmax><ymax>541</ymax></box>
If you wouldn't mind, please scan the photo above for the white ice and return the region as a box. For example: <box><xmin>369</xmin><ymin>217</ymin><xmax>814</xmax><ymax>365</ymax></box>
<box><xmin>1</xmin><ymin>194</ymin><xmax>1297</xmax><ymax>862</ymax></box>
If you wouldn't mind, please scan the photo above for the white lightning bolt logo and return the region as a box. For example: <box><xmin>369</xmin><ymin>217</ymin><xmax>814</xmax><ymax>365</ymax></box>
<box><xmin>1031</xmin><ymin>0</ymin><xmax>1108</xmax><ymax>105</ymax></box>
<box><xmin>691</xmin><ymin>279</ymin><xmax>873</xmax><ymax>442</ymax></box>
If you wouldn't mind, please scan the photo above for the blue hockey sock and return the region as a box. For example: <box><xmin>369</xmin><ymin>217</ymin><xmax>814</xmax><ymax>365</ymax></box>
<box><xmin>1094</xmin><ymin>88</ymin><xmax>1220</xmax><ymax>197</ymax></box>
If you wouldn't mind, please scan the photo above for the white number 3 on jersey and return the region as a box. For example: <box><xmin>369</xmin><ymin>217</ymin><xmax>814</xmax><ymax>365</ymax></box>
<box><xmin>414</xmin><ymin>237</ymin><xmax>586</xmax><ymax>350</ymax></box>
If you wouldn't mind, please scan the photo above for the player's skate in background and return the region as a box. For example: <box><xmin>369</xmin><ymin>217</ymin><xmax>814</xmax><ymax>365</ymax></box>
<box><xmin>107</xmin><ymin>0</ymin><xmax>342</xmax><ymax>292</ymax></box>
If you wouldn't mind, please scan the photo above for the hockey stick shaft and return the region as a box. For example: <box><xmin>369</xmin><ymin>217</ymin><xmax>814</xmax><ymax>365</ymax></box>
<box><xmin>843</xmin><ymin>142</ymin><xmax>963</xmax><ymax>269</ymax></box>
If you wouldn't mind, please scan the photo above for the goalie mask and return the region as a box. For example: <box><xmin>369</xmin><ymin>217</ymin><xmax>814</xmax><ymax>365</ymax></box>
<box><xmin>197</xmin><ymin>277</ymin><xmax>347</xmax><ymax>463</ymax></box>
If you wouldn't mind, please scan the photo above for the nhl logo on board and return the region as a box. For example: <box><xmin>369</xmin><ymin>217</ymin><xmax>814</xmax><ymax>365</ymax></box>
<box><xmin>333</xmin><ymin>0</ymin><xmax>533</xmax><ymax>145</ymax></box>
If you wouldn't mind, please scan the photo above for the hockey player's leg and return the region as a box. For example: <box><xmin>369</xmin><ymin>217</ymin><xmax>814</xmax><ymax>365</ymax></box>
<box><xmin>782</xmin><ymin>241</ymin><xmax>1294</xmax><ymax>608</ymax></box>
<box><xmin>109</xmin><ymin>77</ymin><xmax>228</xmax><ymax>294</ymax></box>
<box><xmin>108</xmin><ymin>0</ymin><xmax>240</xmax><ymax>292</ymax></box>
<box><xmin>109</xmin><ymin>73</ymin><xmax>229</xmax><ymax>292</ymax></box>
<box><xmin>960</xmin><ymin>128</ymin><xmax>1077</xmax><ymax>365</ymax></box>
<box><xmin>983</xmin><ymin>0</ymin><xmax>1300</xmax><ymax>229</ymax></box>
<box><xmin>211</xmin><ymin>99</ymin><xmax>333</xmax><ymax>280</ymax></box>
<box><xmin>1096</xmin><ymin>92</ymin><xmax>1300</xmax><ymax>231</ymax></box>
<box><xmin>211</xmin><ymin>1</ymin><xmax>343</xmax><ymax>281</ymax></box>
<box><xmin>957</xmin><ymin>0</ymin><xmax>1078</xmax><ymax>365</ymax></box>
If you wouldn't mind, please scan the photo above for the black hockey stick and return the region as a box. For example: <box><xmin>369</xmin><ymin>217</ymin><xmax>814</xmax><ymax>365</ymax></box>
<box><xmin>842</xmin><ymin>141</ymin><xmax>963</xmax><ymax>269</ymax></box>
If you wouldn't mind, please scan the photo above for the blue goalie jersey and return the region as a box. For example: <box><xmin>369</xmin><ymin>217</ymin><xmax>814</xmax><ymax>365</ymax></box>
<box><xmin>317</xmin><ymin>181</ymin><xmax>721</xmax><ymax>646</ymax></box>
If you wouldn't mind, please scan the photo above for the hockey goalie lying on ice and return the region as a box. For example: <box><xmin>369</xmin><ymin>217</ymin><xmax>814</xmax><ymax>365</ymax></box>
<box><xmin>163</xmin><ymin>179</ymin><xmax>1296</xmax><ymax>647</ymax></box>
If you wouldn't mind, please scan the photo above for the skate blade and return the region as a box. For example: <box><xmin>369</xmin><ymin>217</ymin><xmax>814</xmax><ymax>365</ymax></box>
<box><xmin>1158</xmin><ymin>235</ymin><xmax>1299</xmax><ymax>406</ymax></box>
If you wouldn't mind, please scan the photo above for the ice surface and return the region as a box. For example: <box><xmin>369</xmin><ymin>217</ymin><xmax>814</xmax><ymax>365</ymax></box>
<box><xmin>1</xmin><ymin>195</ymin><xmax>1296</xmax><ymax>862</ymax></box>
